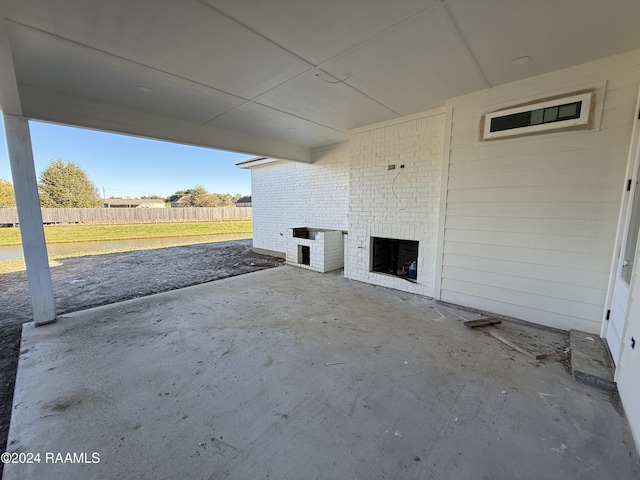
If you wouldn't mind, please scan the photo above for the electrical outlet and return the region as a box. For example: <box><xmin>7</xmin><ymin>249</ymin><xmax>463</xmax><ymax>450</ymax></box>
<box><xmin>388</xmin><ymin>164</ymin><xmax>396</xmax><ymax>170</ymax></box>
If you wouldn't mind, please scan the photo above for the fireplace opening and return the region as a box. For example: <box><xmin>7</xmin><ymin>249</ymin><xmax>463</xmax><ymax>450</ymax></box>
<box><xmin>298</xmin><ymin>245</ymin><xmax>311</xmax><ymax>266</ymax></box>
<box><xmin>371</xmin><ymin>237</ymin><xmax>418</xmax><ymax>282</ymax></box>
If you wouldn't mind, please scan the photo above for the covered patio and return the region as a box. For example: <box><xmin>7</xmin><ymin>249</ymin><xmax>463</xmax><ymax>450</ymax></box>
<box><xmin>3</xmin><ymin>1</ymin><xmax>640</xmax><ymax>476</ymax></box>
<box><xmin>4</xmin><ymin>267</ymin><xmax>639</xmax><ymax>479</ymax></box>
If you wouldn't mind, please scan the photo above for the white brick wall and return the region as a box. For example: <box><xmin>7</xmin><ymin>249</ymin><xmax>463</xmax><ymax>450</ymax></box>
<box><xmin>323</xmin><ymin>230</ymin><xmax>345</xmax><ymax>272</ymax></box>
<box><xmin>248</xmin><ymin>112</ymin><xmax>444</xmax><ymax>295</ymax></box>
<box><xmin>250</xmin><ymin>143</ymin><xmax>349</xmax><ymax>255</ymax></box>
<box><xmin>285</xmin><ymin>229</ymin><xmax>345</xmax><ymax>273</ymax></box>
<box><xmin>345</xmin><ymin>114</ymin><xmax>445</xmax><ymax>297</ymax></box>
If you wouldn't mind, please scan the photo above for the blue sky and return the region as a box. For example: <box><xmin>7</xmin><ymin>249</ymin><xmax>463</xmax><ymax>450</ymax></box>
<box><xmin>0</xmin><ymin>117</ymin><xmax>253</xmax><ymax>198</ymax></box>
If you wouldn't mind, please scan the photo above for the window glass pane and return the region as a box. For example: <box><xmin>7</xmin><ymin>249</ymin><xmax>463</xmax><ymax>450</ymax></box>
<box><xmin>530</xmin><ymin>109</ymin><xmax>544</xmax><ymax>125</ymax></box>
<box><xmin>558</xmin><ymin>103</ymin><xmax>578</xmax><ymax>119</ymax></box>
<box><xmin>483</xmin><ymin>94</ymin><xmax>590</xmax><ymax>139</ymax></box>
<box><xmin>490</xmin><ymin>111</ymin><xmax>532</xmax><ymax>132</ymax></box>
<box><xmin>622</xmin><ymin>180</ymin><xmax>640</xmax><ymax>284</ymax></box>
<box><xmin>543</xmin><ymin>107</ymin><xmax>558</xmax><ymax>123</ymax></box>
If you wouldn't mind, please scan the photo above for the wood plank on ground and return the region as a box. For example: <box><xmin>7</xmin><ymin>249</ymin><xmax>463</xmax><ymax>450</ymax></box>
<box><xmin>481</xmin><ymin>327</ymin><xmax>548</xmax><ymax>360</ymax></box>
<box><xmin>463</xmin><ymin>318</ymin><xmax>502</xmax><ymax>328</ymax></box>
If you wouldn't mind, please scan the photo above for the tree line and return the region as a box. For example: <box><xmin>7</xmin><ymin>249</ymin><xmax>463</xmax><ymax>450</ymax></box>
<box><xmin>0</xmin><ymin>158</ymin><xmax>247</xmax><ymax>208</ymax></box>
<box><xmin>166</xmin><ymin>187</ymin><xmax>243</xmax><ymax>207</ymax></box>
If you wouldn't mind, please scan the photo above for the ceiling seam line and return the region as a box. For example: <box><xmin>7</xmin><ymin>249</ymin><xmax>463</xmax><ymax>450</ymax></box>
<box><xmin>197</xmin><ymin>0</ymin><xmax>428</xmax><ymax>114</ymax></box>
<box><xmin>196</xmin><ymin>0</ymin><xmax>317</xmax><ymax>69</ymax></box>
<box><xmin>18</xmin><ymin>79</ymin><xmax>221</xmax><ymax>125</ymax></box>
<box><xmin>6</xmin><ymin>19</ymin><xmax>251</xmax><ymax>103</ymax></box>
<box><xmin>15</xmin><ymin>44</ymin><xmax>338</xmax><ymax>145</ymax></box>
<box><xmin>201</xmin><ymin>0</ymin><xmax>438</xmax><ymax>75</ymax></box>
<box><xmin>314</xmin><ymin>5</ymin><xmax>436</xmax><ymax>68</ymax></box>
<box><xmin>203</xmin><ymin>98</ymin><xmax>349</xmax><ymax>136</ymax></box>
<box><xmin>22</xmin><ymin>82</ymin><xmax>314</xmax><ymax>160</ymax></box>
<box><xmin>247</xmin><ymin>67</ymin><xmax>402</xmax><ymax>123</ymax></box>
<box><xmin>195</xmin><ymin>0</ymin><xmax>337</xmax><ymax>104</ymax></box>
<box><xmin>319</xmin><ymin>72</ymin><xmax>404</xmax><ymax>117</ymax></box>
<box><xmin>432</xmin><ymin>2</ymin><xmax>491</xmax><ymax>89</ymax></box>
<box><xmin>200</xmin><ymin>101</ymin><xmax>252</xmax><ymax>125</ymax></box>
<box><xmin>244</xmin><ymin>66</ymin><xmax>315</xmax><ymax>102</ymax></box>
<box><xmin>247</xmin><ymin>101</ymin><xmax>350</xmax><ymax>134</ymax></box>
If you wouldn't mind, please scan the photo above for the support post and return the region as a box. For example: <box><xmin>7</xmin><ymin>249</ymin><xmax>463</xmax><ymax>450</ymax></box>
<box><xmin>4</xmin><ymin>113</ymin><xmax>56</xmax><ymax>325</ymax></box>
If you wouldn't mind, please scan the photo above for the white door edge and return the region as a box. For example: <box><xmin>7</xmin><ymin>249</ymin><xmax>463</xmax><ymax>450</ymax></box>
<box><xmin>604</xmin><ymin>87</ymin><xmax>640</xmax><ymax>365</ymax></box>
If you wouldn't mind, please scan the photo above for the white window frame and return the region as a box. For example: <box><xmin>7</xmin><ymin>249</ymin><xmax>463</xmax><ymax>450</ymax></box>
<box><xmin>481</xmin><ymin>92</ymin><xmax>593</xmax><ymax>141</ymax></box>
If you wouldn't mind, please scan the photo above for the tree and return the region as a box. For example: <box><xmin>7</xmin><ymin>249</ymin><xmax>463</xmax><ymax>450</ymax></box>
<box><xmin>187</xmin><ymin>185</ymin><xmax>208</xmax><ymax>206</ymax></box>
<box><xmin>38</xmin><ymin>158</ymin><xmax>102</xmax><ymax>208</ymax></box>
<box><xmin>0</xmin><ymin>179</ymin><xmax>16</xmax><ymax>207</ymax></box>
<box><xmin>167</xmin><ymin>187</ymin><xmax>242</xmax><ymax>207</ymax></box>
<box><xmin>166</xmin><ymin>190</ymin><xmax>187</xmax><ymax>204</ymax></box>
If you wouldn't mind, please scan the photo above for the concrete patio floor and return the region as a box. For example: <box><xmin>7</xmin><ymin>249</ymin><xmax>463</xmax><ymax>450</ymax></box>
<box><xmin>4</xmin><ymin>266</ymin><xmax>639</xmax><ymax>480</ymax></box>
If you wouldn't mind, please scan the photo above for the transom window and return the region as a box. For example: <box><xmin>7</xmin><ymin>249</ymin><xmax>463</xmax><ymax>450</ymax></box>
<box><xmin>481</xmin><ymin>91</ymin><xmax>593</xmax><ymax>140</ymax></box>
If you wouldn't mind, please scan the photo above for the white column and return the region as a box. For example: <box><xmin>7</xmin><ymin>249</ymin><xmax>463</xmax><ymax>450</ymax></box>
<box><xmin>4</xmin><ymin>113</ymin><xmax>56</xmax><ymax>325</ymax></box>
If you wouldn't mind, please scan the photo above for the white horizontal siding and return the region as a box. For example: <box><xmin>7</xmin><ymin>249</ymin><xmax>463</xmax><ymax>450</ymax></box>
<box><xmin>443</xmin><ymin>253</ymin><xmax>607</xmax><ymax>290</ymax></box>
<box><xmin>601</xmin><ymin>106</ymin><xmax>638</xmax><ymax>130</ymax></box>
<box><xmin>442</xmin><ymin>266</ymin><xmax>606</xmax><ymax>306</ymax></box>
<box><xmin>446</xmin><ymin>202</ymin><xmax>619</xmax><ymax>220</ymax></box>
<box><xmin>443</xmin><ymin>242</ymin><xmax>612</xmax><ymax>272</ymax></box>
<box><xmin>448</xmin><ymin>146</ymin><xmax>628</xmax><ymax>175</ymax></box>
<box><xmin>450</xmin><ymin>124</ymin><xmax>632</xmax><ymax>156</ymax></box>
<box><xmin>444</xmin><ymin>228</ymin><xmax>615</xmax><ymax>255</ymax></box>
<box><xmin>440</xmin><ymin>289</ymin><xmax>602</xmax><ymax>333</ymax></box>
<box><xmin>445</xmin><ymin>216</ymin><xmax>616</xmax><ymax>238</ymax></box>
<box><xmin>448</xmin><ymin>165</ymin><xmax>623</xmax><ymax>190</ymax></box>
<box><xmin>441</xmin><ymin>278</ymin><xmax>603</xmax><ymax>321</ymax></box>
<box><xmin>440</xmin><ymin>50</ymin><xmax>640</xmax><ymax>332</ymax></box>
<box><xmin>446</xmin><ymin>184</ymin><xmax>621</xmax><ymax>204</ymax></box>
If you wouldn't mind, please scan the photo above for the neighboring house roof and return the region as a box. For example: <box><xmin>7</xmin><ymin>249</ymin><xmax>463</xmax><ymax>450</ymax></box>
<box><xmin>171</xmin><ymin>195</ymin><xmax>191</xmax><ymax>207</ymax></box>
<box><xmin>236</xmin><ymin>196</ymin><xmax>252</xmax><ymax>204</ymax></box>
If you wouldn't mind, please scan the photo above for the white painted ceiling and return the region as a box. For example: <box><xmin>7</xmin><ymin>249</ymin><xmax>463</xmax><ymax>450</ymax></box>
<box><xmin>2</xmin><ymin>0</ymin><xmax>640</xmax><ymax>160</ymax></box>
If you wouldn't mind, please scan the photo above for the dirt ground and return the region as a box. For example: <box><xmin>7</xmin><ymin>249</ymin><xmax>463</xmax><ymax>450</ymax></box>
<box><xmin>0</xmin><ymin>239</ymin><xmax>283</xmax><ymax>465</ymax></box>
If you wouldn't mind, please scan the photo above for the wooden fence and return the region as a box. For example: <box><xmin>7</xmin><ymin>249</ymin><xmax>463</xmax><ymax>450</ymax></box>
<box><xmin>0</xmin><ymin>207</ymin><xmax>252</xmax><ymax>225</ymax></box>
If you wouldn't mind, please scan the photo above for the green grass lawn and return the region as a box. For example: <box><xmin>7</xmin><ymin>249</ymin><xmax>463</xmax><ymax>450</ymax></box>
<box><xmin>0</xmin><ymin>221</ymin><xmax>254</xmax><ymax>273</ymax></box>
<box><xmin>0</xmin><ymin>220</ymin><xmax>253</xmax><ymax>246</ymax></box>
